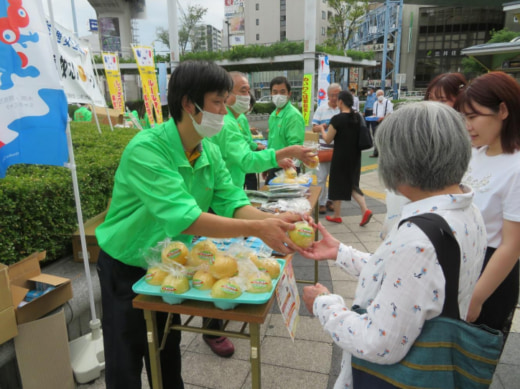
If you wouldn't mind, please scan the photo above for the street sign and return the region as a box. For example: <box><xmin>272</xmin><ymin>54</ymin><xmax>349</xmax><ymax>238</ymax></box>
<box><xmin>89</xmin><ymin>19</ymin><xmax>98</xmax><ymax>32</ymax></box>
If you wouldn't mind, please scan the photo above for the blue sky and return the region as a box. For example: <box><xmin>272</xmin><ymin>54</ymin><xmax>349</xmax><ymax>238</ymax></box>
<box><xmin>44</xmin><ymin>0</ymin><xmax>226</xmax><ymax>53</ymax></box>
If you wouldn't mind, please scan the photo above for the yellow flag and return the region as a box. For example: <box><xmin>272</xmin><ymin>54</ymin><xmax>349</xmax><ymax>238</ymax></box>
<box><xmin>131</xmin><ymin>45</ymin><xmax>163</xmax><ymax>126</ymax></box>
<box><xmin>301</xmin><ymin>74</ymin><xmax>313</xmax><ymax>126</ymax></box>
<box><xmin>101</xmin><ymin>52</ymin><xmax>125</xmax><ymax>114</ymax></box>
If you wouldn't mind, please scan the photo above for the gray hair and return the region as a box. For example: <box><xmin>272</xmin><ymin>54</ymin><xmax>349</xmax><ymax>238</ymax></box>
<box><xmin>229</xmin><ymin>71</ymin><xmax>247</xmax><ymax>85</ymax></box>
<box><xmin>375</xmin><ymin>101</ymin><xmax>471</xmax><ymax>192</ymax></box>
<box><xmin>328</xmin><ymin>83</ymin><xmax>341</xmax><ymax>93</ymax></box>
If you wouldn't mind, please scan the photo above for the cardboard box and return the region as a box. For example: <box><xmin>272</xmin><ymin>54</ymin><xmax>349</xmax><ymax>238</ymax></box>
<box><xmin>0</xmin><ymin>263</ymin><xmax>18</xmax><ymax>344</ymax></box>
<box><xmin>92</xmin><ymin>105</ymin><xmax>124</xmax><ymax>125</ymax></box>
<box><xmin>0</xmin><ymin>263</ymin><xmax>12</xmax><ymax>311</ymax></box>
<box><xmin>15</xmin><ymin>309</ymin><xmax>74</xmax><ymax>389</ymax></box>
<box><xmin>72</xmin><ymin>210</ymin><xmax>107</xmax><ymax>263</ymax></box>
<box><xmin>8</xmin><ymin>252</ymin><xmax>73</xmax><ymax>324</ymax></box>
<box><xmin>0</xmin><ymin>306</ymin><xmax>18</xmax><ymax>344</ymax></box>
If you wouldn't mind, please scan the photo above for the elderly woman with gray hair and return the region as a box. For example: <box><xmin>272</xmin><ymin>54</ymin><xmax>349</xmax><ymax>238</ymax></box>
<box><xmin>298</xmin><ymin>102</ymin><xmax>487</xmax><ymax>388</ymax></box>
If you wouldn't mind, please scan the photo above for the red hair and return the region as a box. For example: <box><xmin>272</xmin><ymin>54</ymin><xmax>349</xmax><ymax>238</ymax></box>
<box><xmin>425</xmin><ymin>73</ymin><xmax>467</xmax><ymax>103</ymax></box>
<box><xmin>456</xmin><ymin>72</ymin><xmax>520</xmax><ymax>153</ymax></box>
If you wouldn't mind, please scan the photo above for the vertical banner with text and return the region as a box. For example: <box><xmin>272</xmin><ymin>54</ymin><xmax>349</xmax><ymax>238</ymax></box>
<box><xmin>301</xmin><ymin>74</ymin><xmax>313</xmax><ymax>126</ymax></box>
<box><xmin>132</xmin><ymin>45</ymin><xmax>162</xmax><ymax>126</ymax></box>
<box><xmin>317</xmin><ymin>55</ymin><xmax>330</xmax><ymax>107</ymax></box>
<box><xmin>102</xmin><ymin>52</ymin><xmax>125</xmax><ymax>114</ymax></box>
<box><xmin>0</xmin><ymin>0</ymin><xmax>68</xmax><ymax>177</ymax></box>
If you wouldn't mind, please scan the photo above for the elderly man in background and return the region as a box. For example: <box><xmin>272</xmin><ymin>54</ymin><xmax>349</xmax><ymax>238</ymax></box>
<box><xmin>210</xmin><ymin>71</ymin><xmax>314</xmax><ymax>190</ymax></box>
<box><xmin>312</xmin><ymin>83</ymin><xmax>341</xmax><ymax>214</ymax></box>
<box><xmin>369</xmin><ymin>89</ymin><xmax>393</xmax><ymax>158</ymax></box>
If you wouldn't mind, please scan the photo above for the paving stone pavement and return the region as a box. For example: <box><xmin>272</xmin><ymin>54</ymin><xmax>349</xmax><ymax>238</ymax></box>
<box><xmin>80</xmin><ymin>170</ymin><xmax>520</xmax><ymax>389</ymax></box>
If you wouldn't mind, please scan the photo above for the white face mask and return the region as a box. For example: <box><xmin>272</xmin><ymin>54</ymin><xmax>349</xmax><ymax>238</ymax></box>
<box><xmin>230</xmin><ymin>94</ymin><xmax>250</xmax><ymax>114</ymax></box>
<box><xmin>189</xmin><ymin>103</ymin><xmax>225</xmax><ymax>138</ymax></box>
<box><xmin>377</xmin><ymin>95</ymin><xmax>384</xmax><ymax>102</ymax></box>
<box><xmin>271</xmin><ymin>94</ymin><xmax>288</xmax><ymax>108</ymax></box>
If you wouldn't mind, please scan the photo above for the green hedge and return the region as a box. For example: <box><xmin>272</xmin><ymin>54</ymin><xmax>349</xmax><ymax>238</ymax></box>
<box><xmin>0</xmin><ymin>123</ymin><xmax>137</xmax><ymax>265</ymax></box>
<box><xmin>252</xmin><ymin>102</ymin><xmax>275</xmax><ymax>114</ymax></box>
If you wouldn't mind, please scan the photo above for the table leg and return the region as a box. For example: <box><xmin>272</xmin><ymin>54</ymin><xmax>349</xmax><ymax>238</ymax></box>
<box><xmin>314</xmin><ymin>192</ymin><xmax>320</xmax><ymax>284</ymax></box>
<box><xmin>144</xmin><ymin>309</ymin><xmax>163</xmax><ymax>389</ymax></box>
<box><xmin>249</xmin><ymin>323</ymin><xmax>261</xmax><ymax>389</ymax></box>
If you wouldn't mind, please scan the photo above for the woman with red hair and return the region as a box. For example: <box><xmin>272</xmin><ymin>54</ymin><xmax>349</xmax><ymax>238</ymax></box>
<box><xmin>425</xmin><ymin>72</ymin><xmax>467</xmax><ymax>108</ymax></box>
<box><xmin>458</xmin><ymin>71</ymin><xmax>520</xmax><ymax>339</ymax></box>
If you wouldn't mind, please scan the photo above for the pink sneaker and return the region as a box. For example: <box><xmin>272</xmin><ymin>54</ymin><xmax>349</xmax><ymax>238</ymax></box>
<box><xmin>203</xmin><ymin>336</ymin><xmax>235</xmax><ymax>358</ymax></box>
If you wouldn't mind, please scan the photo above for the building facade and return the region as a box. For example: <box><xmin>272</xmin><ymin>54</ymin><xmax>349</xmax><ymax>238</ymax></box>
<box><xmin>225</xmin><ymin>0</ymin><xmax>334</xmax><ymax>48</ymax></box>
<box><xmin>351</xmin><ymin>4</ymin><xmax>505</xmax><ymax>92</ymax></box>
<box><xmin>194</xmin><ymin>24</ymin><xmax>223</xmax><ymax>52</ymax></box>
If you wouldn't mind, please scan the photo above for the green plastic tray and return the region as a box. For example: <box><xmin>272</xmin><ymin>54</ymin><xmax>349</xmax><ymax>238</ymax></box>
<box><xmin>132</xmin><ymin>258</ymin><xmax>285</xmax><ymax>310</ymax></box>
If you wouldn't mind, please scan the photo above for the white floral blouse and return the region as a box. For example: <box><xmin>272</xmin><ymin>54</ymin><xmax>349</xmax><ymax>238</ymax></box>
<box><xmin>314</xmin><ymin>186</ymin><xmax>487</xmax><ymax>389</ymax></box>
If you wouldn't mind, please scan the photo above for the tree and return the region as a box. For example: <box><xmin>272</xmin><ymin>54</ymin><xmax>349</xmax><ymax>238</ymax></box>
<box><xmin>326</xmin><ymin>0</ymin><xmax>369</xmax><ymax>51</ymax></box>
<box><xmin>462</xmin><ymin>28</ymin><xmax>520</xmax><ymax>76</ymax></box>
<box><xmin>155</xmin><ymin>4</ymin><xmax>207</xmax><ymax>56</ymax></box>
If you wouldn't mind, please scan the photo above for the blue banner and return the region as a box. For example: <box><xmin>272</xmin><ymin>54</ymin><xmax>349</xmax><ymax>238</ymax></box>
<box><xmin>0</xmin><ymin>0</ymin><xmax>68</xmax><ymax>178</ymax></box>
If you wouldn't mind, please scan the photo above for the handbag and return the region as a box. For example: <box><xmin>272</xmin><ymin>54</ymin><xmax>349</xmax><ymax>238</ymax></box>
<box><xmin>318</xmin><ymin>148</ymin><xmax>333</xmax><ymax>163</ymax></box>
<box><xmin>358</xmin><ymin>123</ymin><xmax>373</xmax><ymax>151</ymax></box>
<box><xmin>352</xmin><ymin>213</ymin><xmax>503</xmax><ymax>389</ymax></box>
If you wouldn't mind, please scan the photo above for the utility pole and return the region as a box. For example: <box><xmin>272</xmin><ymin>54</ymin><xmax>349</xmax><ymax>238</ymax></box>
<box><xmin>70</xmin><ymin>0</ymin><xmax>78</xmax><ymax>36</ymax></box>
<box><xmin>303</xmin><ymin>0</ymin><xmax>317</xmax><ymax>128</ymax></box>
<box><xmin>167</xmin><ymin>0</ymin><xmax>181</xmax><ymax>71</ymax></box>
<box><xmin>225</xmin><ymin>20</ymin><xmax>231</xmax><ymax>50</ymax></box>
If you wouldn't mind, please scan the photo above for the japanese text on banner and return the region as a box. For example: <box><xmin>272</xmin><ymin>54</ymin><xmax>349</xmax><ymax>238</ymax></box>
<box><xmin>301</xmin><ymin>74</ymin><xmax>313</xmax><ymax>126</ymax></box>
<box><xmin>102</xmin><ymin>52</ymin><xmax>125</xmax><ymax>114</ymax></box>
<box><xmin>132</xmin><ymin>45</ymin><xmax>162</xmax><ymax>126</ymax></box>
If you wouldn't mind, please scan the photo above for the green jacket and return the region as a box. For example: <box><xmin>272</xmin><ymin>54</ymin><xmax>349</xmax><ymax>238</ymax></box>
<box><xmin>207</xmin><ymin>109</ymin><xmax>277</xmax><ymax>188</ymax></box>
<box><xmin>236</xmin><ymin>114</ymin><xmax>258</xmax><ymax>151</ymax></box>
<box><xmin>267</xmin><ymin>102</ymin><xmax>305</xmax><ymax>150</ymax></box>
<box><xmin>96</xmin><ymin>118</ymin><xmax>250</xmax><ymax>268</ymax></box>
<box><xmin>73</xmin><ymin>106</ymin><xmax>92</xmax><ymax>122</ymax></box>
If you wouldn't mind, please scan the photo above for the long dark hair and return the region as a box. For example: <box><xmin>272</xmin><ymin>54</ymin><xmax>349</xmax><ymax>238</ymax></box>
<box><xmin>338</xmin><ymin>90</ymin><xmax>360</xmax><ymax>124</ymax></box>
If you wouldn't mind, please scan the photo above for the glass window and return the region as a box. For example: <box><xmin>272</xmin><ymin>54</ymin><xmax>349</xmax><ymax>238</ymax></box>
<box><xmin>256</xmin><ymin>19</ymin><xmax>259</xmax><ymax>26</ymax></box>
<box><xmin>321</xmin><ymin>27</ymin><xmax>326</xmax><ymax>36</ymax></box>
<box><xmin>322</xmin><ymin>11</ymin><xmax>326</xmax><ymax>20</ymax></box>
<box><xmin>256</xmin><ymin>3</ymin><xmax>259</xmax><ymax>11</ymax></box>
<box><xmin>256</xmin><ymin>33</ymin><xmax>259</xmax><ymax>41</ymax></box>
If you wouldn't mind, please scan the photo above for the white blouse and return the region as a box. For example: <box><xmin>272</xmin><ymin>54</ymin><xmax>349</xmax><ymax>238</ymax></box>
<box><xmin>462</xmin><ymin>146</ymin><xmax>520</xmax><ymax>248</ymax></box>
<box><xmin>314</xmin><ymin>186</ymin><xmax>487</xmax><ymax>389</ymax></box>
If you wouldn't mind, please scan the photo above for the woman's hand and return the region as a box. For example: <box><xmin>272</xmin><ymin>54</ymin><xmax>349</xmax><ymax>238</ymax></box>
<box><xmin>295</xmin><ymin>222</ymin><xmax>340</xmax><ymax>261</ymax></box>
<box><xmin>303</xmin><ymin>283</ymin><xmax>330</xmax><ymax>315</ymax></box>
<box><xmin>466</xmin><ymin>297</ymin><xmax>483</xmax><ymax>323</ymax></box>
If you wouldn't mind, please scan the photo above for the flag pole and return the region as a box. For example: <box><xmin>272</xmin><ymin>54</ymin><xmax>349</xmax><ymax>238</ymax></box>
<box><xmin>47</xmin><ymin>0</ymin><xmax>105</xmax><ymax>382</ymax></box>
<box><xmin>90</xmin><ymin>101</ymin><xmax>102</xmax><ymax>134</ymax></box>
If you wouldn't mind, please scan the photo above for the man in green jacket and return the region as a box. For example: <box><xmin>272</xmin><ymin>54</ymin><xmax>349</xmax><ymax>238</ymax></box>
<box><xmin>73</xmin><ymin>104</ymin><xmax>92</xmax><ymax>122</ymax></box>
<box><xmin>265</xmin><ymin>76</ymin><xmax>306</xmax><ymax>183</ymax></box>
<box><xmin>208</xmin><ymin>71</ymin><xmax>314</xmax><ymax>189</ymax></box>
<box><xmin>95</xmin><ymin>61</ymin><xmax>301</xmax><ymax>389</ymax></box>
